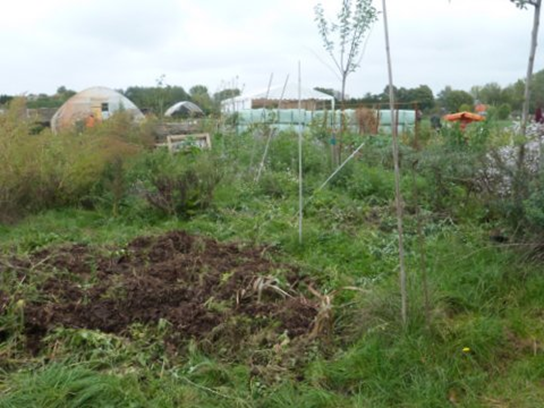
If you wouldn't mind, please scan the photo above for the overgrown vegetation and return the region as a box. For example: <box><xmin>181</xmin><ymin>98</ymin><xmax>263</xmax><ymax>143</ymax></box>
<box><xmin>1</xmin><ymin>97</ymin><xmax>544</xmax><ymax>407</ymax></box>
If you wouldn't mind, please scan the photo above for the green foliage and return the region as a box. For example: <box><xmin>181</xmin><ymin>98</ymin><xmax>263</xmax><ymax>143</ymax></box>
<box><xmin>497</xmin><ymin>103</ymin><xmax>512</xmax><ymax>120</ymax></box>
<box><xmin>526</xmin><ymin>68</ymin><xmax>544</xmax><ymax>112</ymax></box>
<box><xmin>213</xmin><ymin>88</ymin><xmax>241</xmax><ymax>113</ymax></box>
<box><xmin>128</xmin><ymin>149</ymin><xmax>223</xmax><ymax>218</ymax></box>
<box><xmin>0</xmin><ymin>99</ymin><xmax>150</xmax><ymax>222</ymax></box>
<box><xmin>458</xmin><ymin>103</ymin><xmax>472</xmax><ymax>112</ymax></box>
<box><xmin>266</xmin><ymin>131</ymin><xmax>329</xmax><ymax>178</ymax></box>
<box><xmin>381</xmin><ymin>85</ymin><xmax>435</xmax><ymax>111</ymax></box>
<box><xmin>3</xmin><ymin>105</ymin><xmax>544</xmax><ymax>407</ymax></box>
<box><xmin>524</xmin><ymin>186</ymin><xmax>544</xmax><ymax>229</ymax></box>
<box><xmin>189</xmin><ymin>85</ymin><xmax>214</xmax><ymax>115</ymax></box>
<box><xmin>25</xmin><ymin>86</ymin><xmax>76</xmax><ymax>109</ymax></box>
<box><xmin>123</xmin><ymin>84</ymin><xmax>189</xmax><ymax>116</ymax></box>
<box><xmin>474</xmin><ymin>82</ymin><xmax>506</xmax><ymax>106</ymax></box>
<box><xmin>503</xmin><ymin>79</ymin><xmax>526</xmax><ymax>113</ymax></box>
<box><xmin>0</xmin><ymin>94</ymin><xmax>14</xmax><ymax>106</ymax></box>
<box><xmin>314</xmin><ymin>0</ymin><xmax>378</xmax><ymax>99</ymax></box>
<box><xmin>409</xmin><ymin>84</ymin><xmax>435</xmax><ymax>111</ymax></box>
<box><xmin>0</xmin><ymin>364</ymin><xmax>146</xmax><ymax>407</ymax></box>
<box><xmin>346</xmin><ymin>162</ymin><xmax>395</xmax><ymax>204</ymax></box>
<box><xmin>438</xmin><ymin>87</ymin><xmax>474</xmax><ymax>112</ymax></box>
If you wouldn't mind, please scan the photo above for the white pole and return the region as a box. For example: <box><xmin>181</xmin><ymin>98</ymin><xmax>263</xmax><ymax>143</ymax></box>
<box><xmin>298</xmin><ymin>61</ymin><xmax>303</xmax><ymax>244</ymax></box>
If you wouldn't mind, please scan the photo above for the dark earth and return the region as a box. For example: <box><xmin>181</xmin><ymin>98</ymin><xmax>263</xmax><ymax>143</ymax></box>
<box><xmin>0</xmin><ymin>231</ymin><xmax>318</xmax><ymax>353</ymax></box>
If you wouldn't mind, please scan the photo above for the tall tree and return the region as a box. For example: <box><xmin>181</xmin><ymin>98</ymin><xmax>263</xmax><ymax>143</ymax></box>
<box><xmin>503</xmin><ymin>79</ymin><xmax>526</xmax><ymax>112</ymax></box>
<box><xmin>213</xmin><ymin>88</ymin><xmax>241</xmax><ymax>104</ymax></box>
<box><xmin>314</xmin><ymin>0</ymin><xmax>378</xmax><ymax>102</ymax></box>
<box><xmin>512</xmin><ymin>0</ymin><xmax>542</xmax><ymax>136</ymax></box>
<box><xmin>189</xmin><ymin>85</ymin><xmax>213</xmax><ymax>114</ymax></box>
<box><xmin>123</xmin><ymin>85</ymin><xmax>189</xmax><ymax>115</ymax></box>
<box><xmin>437</xmin><ymin>87</ymin><xmax>474</xmax><ymax>112</ymax></box>
<box><xmin>478</xmin><ymin>82</ymin><xmax>504</xmax><ymax>106</ymax></box>
<box><xmin>410</xmin><ymin>85</ymin><xmax>435</xmax><ymax>111</ymax></box>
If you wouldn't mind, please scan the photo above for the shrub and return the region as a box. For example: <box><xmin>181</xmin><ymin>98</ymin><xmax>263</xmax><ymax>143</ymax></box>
<box><xmin>266</xmin><ymin>131</ymin><xmax>328</xmax><ymax>177</ymax></box>
<box><xmin>497</xmin><ymin>103</ymin><xmax>512</xmax><ymax>120</ymax></box>
<box><xmin>0</xmin><ymin>100</ymin><xmax>150</xmax><ymax>223</ymax></box>
<box><xmin>458</xmin><ymin>103</ymin><xmax>473</xmax><ymax>113</ymax></box>
<box><xmin>257</xmin><ymin>171</ymin><xmax>297</xmax><ymax>198</ymax></box>
<box><xmin>524</xmin><ymin>187</ymin><xmax>544</xmax><ymax>231</ymax></box>
<box><xmin>128</xmin><ymin>149</ymin><xmax>223</xmax><ymax>218</ymax></box>
<box><xmin>346</xmin><ymin>162</ymin><xmax>395</xmax><ymax>204</ymax></box>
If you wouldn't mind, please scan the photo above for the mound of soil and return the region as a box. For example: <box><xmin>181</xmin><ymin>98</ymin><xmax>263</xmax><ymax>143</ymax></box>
<box><xmin>2</xmin><ymin>231</ymin><xmax>317</xmax><ymax>352</ymax></box>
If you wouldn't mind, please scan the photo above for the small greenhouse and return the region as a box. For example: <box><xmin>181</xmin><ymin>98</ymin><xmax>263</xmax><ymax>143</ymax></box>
<box><xmin>164</xmin><ymin>101</ymin><xmax>204</xmax><ymax>118</ymax></box>
<box><xmin>51</xmin><ymin>86</ymin><xmax>144</xmax><ymax>133</ymax></box>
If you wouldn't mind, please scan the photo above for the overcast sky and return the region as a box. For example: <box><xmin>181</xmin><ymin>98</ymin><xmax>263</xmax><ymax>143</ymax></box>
<box><xmin>0</xmin><ymin>0</ymin><xmax>541</xmax><ymax>97</ymax></box>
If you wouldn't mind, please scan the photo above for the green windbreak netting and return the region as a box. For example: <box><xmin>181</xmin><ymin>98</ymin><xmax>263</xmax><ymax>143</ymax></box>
<box><xmin>233</xmin><ymin>109</ymin><xmax>415</xmax><ymax>134</ymax></box>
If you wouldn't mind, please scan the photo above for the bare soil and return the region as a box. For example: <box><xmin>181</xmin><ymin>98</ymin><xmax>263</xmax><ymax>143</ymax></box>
<box><xmin>1</xmin><ymin>231</ymin><xmax>317</xmax><ymax>353</ymax></box>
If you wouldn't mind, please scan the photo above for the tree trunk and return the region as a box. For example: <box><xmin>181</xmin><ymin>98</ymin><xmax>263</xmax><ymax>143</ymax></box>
<box><xmin>341</xmin><ymin>74</ymin><xmax>347</xmax><ymax>104</ymax></box>
<box><xmin>338</xmin><ymin>74</ymin><xmax>348</xmax><ymax>165</ymax></box>
<box><xmin>516</xmin><ymin>0</ymin><xmax>541</xmax><ymax>216</ymax></box>
<box><xmin>521</xmin><ymin>0</ymin><xmax>541</xmax><ymax>138</ymax></box>
<box><xmin>382</xmin><ymin>0</ymin><xmax>408</xmax><ymax>326</ymax></box>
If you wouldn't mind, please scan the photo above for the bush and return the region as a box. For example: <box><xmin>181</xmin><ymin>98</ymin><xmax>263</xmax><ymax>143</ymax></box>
<box><xmin>0</xmin><ymin>99</ymin><xmax>149</xmax><ymax>222</ymax></box>
<box><xmin>257</xmin><ymin>171</ymin><xmax>297</xmax><ymax>198</ymax></box>
<box><xmin>458</xmin><ymin>103</ymin><xmax>473</xmax><ymax>113</ymax></box>
<box><xmin>346</xmin><ymin>162</ymin><xmax>395</xmax><ymax>204</ymax></box>
<box><xmin>128</xmin><ymin>149</ymin><xmax>223</xmax><ymax>218</ymax></box>
<box><xmin>524</xmin><ymin>187</ymin><xmax>544</xmax><ymax>231</ymax></box>
<box><xmin>497</xmin><ymin>103</ymin><xmax>512</xmax><ymax>120</ymax></box>
<box><xmin>266</xmin><ymin>131</ymin><xmax>329</xmax><ymax>178</ymax></box>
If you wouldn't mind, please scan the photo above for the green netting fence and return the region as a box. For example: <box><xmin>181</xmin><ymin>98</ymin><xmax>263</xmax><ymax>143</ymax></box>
<box><xmin>233</xmin><ymin>109</ymin><xmax>416</xmax><ymax>134</ymax></box>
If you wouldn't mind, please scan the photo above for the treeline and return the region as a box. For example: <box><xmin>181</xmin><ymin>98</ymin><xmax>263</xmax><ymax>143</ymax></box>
<box><xmin>123</xmin><ymin>85</ymin><xmax>240</xmax><ymax>115</ymax></box>
<box><xmin>316</xmin><ymin>68</ymin><xmax>544</xmax><ymax>118</ymax></box>
<box><xmin>5</xmin><ymin>68</ymin><xmax>544</xmax><ymax>117</ymax></box>
<box><xmin>338</xmin><ymin>82</ymin><xmax>519</xmax><ymax>118</ymax></box>
<box><xmin>0</xmin><ymin>85</ymin><xmax>241</xmax><ymax>116</ymax></box>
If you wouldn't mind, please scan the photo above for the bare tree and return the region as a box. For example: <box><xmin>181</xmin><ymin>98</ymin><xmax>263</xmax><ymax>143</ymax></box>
<box><xmin>314</xmin><ymin>0</ymin><xmax>378</xmax><ymax>102</ymax></box>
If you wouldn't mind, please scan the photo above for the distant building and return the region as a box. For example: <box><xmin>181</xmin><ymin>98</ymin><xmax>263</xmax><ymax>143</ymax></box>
<box><xmin>221</xmin><ymin>84</ymin><xmax>335</xmax><ymax>113</ymax></box>
<box><xmin>51</xmin><ymin>86</ymin><xmax>144</xmax><ymax>133</ymax></box>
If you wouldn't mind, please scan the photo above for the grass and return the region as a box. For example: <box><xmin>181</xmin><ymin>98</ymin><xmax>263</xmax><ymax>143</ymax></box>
<box><xmin>1</xmin><ymin>119</ymin><xmax>544</xmax><ymax>406</ymax></box>
<box><xmin>2</xmin><ymin>201</ymin><xmax>543</xmax><ymax>406</ymax></box>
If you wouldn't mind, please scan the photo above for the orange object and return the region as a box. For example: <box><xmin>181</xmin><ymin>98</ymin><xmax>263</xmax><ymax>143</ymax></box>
<box><xmin>85</xmin><ymin>114</ymin><xmax>96</xmax><ymax>128</ymax></box>
<box><xmin>443</xmin><ymin>111</ymin><xmax>484</xmax><ymax>131</ymax></box>
<box><xmin>475</xmin><ymin>104</ymin><xmax>487</xmax><ymax>114</ymax></box>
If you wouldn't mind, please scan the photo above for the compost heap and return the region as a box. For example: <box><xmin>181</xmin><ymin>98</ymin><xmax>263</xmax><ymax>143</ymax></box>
<box><xmin>0</xmin><ymin>231</ymin><xmax>317</xmax><ymax>352</ymax></box>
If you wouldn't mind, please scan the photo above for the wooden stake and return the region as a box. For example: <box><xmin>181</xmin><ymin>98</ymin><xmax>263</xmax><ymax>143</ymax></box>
<box><xmin>382</xmin><ymin>0</ymin><xmax>408</xmax><ymax>326</ymax></box>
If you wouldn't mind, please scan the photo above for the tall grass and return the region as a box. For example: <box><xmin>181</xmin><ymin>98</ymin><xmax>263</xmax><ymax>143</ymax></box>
<box><xmin>0</xmin><ymin>98</ymin><xmax>151</xmax><ymax>222</ymax></box>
